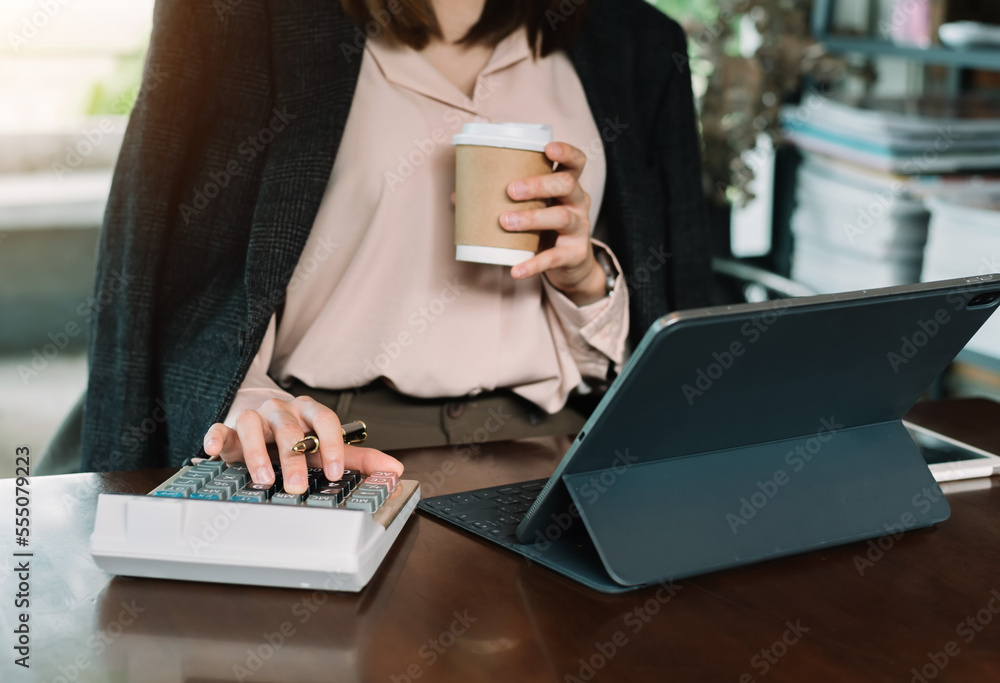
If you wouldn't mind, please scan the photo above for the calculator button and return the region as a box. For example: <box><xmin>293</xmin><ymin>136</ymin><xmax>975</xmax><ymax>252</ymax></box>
<box><xmin>191</xmin><ymin>490</ymin><xmax>224</xmax><ymax>501</ymax></box>
<box><xmin>318</xmin><ymin>486</ymin><xmax>346</xmax><ymax>503</ymax></box>
<box><xmin>232</xmin><ymin>489</ymin><xmax>268</xmax><ymax>503</ymax></box>
<box><xmin>244</xmin><ymin>482</ymin><xmax>275</xmax><ymax>496</ymax></box>
<box><xmin>370</xmin><ymin>471</ymin><xmax>399</xmax><ymax>488</ymax></box>
<box><xmin>344</xmin><ymin>496</ymin><xmax>377</xmax><ymax>512</ymax></box>
<box><xmin>208</xmin><ymin>479</ymin><xmax>239</xmax><ymax>496</ymax></box>
<box><xmin>341</xmin><ymin>469</ymin><xmax>363</xmax><ymax>487</ymax></box>
<box><xmin>366</xmin><ymin>476</ymin><xmax>394</xmax><ymax>492</ymax></box>
<box><xmin>216</xmin><ymin>472</ymin><xmax>248</xmax><ymax>488</ymax></box>
<box><xmin>159</xmin><ymin>485</ymin><xmax>191</xmax><ymax>497</ymax></box>
<box><xmin>200</xmin><ymin>485</ymin><xmax>232</xmax><ymax>500</ymax></box>
<box><xmin>305</xmin><ymin>494</ymin><xmax>339</xmax><ymax>508</ymax></box>
<box><xmin>195</xmin><ymin>460</ymin><xmax>227</xmax><ymax>472</ymax></box>
<box><xmin>153</xmin><ymin>490</ymin><xmax>185</xmax><ymax>498</ymax></box>
<box><xmin>183</xmin><ymin>470</ymin><xmax>213</xmax><ymax>486</ymax></box>
<box><xmin>357</xmin><ymin>483</ymin><xmax>387</xmax><ymax>505</ymax></box>
<box><xmin>169</xmin><ymin>479</ymin><xmax>200</xmax><ymax>494</ymax></box>
<box><xmin>272</xmin><ymin>492</ymin><xmax>304</xmax><ymax>505</ymax></box>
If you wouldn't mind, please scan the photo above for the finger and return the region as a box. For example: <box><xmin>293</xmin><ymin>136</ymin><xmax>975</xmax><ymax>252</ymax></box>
<box><xmin>261</xmin><ymin>406</ymin><xmax>307</xmax><ymax>495</ymax></box>
<box><xmin>297</xmin><ymin>398</ymin><xmax>345</xmax><ymax>482</ymax></box>
<box><xmin>508</xmin><ymin>171</ymin><xmax>585</xmax><ymax>204</ymax></box>
<box><xmin>235</xmin><ymin>410</ymin><xmax>275</xmax><ymax>486</ymax></box>
<box><xmin>204</xmin><ymin>422</ymin><xmax>237</xmax><ymax>459</ymax></box>
<box><xmin>545</xmin><ymin>141</ymin><xmax>587</xmax><ymax>179</ymax></box>
<box><xmin>450</xmin><ymin>191</ymin><xmax>456</xmax><ymax>206</ymax></box>
<box><xmin>500</xmin><ymin>205</ymin><xmax>583</xmax><ymax>234</ymax></box>
<box><xmin>342</xmin><ymin>445</ymin><xmax>404</xmax><ymax>477</ymax></box>
<box><xmin>511</xmin><ymin>247</ymin><xmax>567</xmax><ymax>280</ymax></box>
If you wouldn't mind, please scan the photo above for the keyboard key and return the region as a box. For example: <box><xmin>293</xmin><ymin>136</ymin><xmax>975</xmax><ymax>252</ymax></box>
<box><xmin>272</xmin><ymin>492</ymin><xmax>304</xmax><ymax>505</ymax></box>
<box><xmin>498</xmin><ymin>487</ymin><xmax>520</xmax><ymax>495</ymax></box>
<box><xmin>521</xmin><ymin>482</ymin><xmax>544</xmax><ymax>491</ymax></box>
<box><xmin>474</xmin><ymin>489</ymin><xmax>500</xmax><ymax>499</ymax></box>
<box><xmin>153</xmin><ymin>490</ymin><xmax>185</xmax><ymax>498</ymax></box>
<box><xmin>344</xmin><ymin>495</ymin><xmax>377</xmax><ymax>512</ymax></box>
<box><xmin>305</xmin><ymin>493</ymin><xmax>339</xmax><ymax>508</ymax></box>
<box><xmin>449</xmin><ymin>494</ymin><xmax>477</xmax><ymax>505</ymax></box>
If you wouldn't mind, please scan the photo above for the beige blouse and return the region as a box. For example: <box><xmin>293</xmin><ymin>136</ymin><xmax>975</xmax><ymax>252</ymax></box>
<box><xmin>224</xmin><ymin>27</ymin><xmax>629</xmax><ymax>427</ymax></box>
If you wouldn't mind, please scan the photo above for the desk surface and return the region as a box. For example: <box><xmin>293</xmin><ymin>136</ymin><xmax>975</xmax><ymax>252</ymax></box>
<box><xmin>3</xmin><ymin>398</ymin><xmax>1000</xmax><ymax>682</ymax></box>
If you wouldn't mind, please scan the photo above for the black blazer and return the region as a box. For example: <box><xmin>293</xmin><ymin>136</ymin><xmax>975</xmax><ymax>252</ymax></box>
<box><xmin>81</xmin><ymin>0</ymin><xmax>711</xmax><ymax>471</ymax></box>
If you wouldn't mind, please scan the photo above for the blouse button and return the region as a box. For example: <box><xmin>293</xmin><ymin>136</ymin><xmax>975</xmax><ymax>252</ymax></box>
<box><xmin>446</xmin><ymin>402</ymin><xmax>465</xmax><ymax>419</ymax></box>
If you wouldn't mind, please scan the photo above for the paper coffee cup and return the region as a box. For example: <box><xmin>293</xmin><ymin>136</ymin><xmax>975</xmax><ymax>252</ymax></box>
<box><xmin>452</xmin><ymin>122</ymin><xmax>554</xmax><ymax>266</ymax></box>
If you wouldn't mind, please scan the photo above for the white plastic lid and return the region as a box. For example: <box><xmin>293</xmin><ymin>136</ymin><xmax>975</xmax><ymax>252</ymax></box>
<box><xmin>452</xmin><ymin>122</ymin><xmax>553</xmax><ymax>152</ymax></box>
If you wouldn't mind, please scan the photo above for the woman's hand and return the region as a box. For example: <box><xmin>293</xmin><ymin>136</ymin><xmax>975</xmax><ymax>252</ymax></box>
<box><xmin>501</xmin><ymin>141</ymin><xmax>607</xmax><ymax>306</ymax></box>
<box><xmin>202</xmin><ymin>396</ymin><xmax>403</xmax><ymax>495</ymax></box>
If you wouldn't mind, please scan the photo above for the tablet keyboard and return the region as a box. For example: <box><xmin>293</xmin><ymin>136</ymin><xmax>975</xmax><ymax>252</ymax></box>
<box><xmin>418</xmin><ymin>478</ymin><xmax>547</xmax><ymax>544</ymax></box>
<box><xmin>90</xmin><ymin>461</ymin><xmax>420</xmax><ymax>591</ymax></box>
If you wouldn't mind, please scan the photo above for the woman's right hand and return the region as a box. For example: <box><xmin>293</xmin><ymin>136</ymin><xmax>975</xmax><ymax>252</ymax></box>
<box><xmin>202</xmin><ymin>396</ymin><xmax>402</xmax><ymax>495</ymax></box>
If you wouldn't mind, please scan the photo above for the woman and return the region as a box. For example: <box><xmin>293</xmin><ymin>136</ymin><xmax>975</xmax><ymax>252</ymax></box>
<box><xmin>80</xmin><ymin>0</ymin><xmax>711</xmax><ymax>490</ymax></box>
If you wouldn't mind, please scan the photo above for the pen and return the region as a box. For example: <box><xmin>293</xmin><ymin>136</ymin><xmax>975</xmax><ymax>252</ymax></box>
<box><xmin>291</xmin><ymin>420</ymin><xmax>367</xmax><ymax>454</ymax></box>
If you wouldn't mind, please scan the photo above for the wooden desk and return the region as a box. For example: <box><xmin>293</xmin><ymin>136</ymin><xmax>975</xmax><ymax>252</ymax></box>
<box><xmin>3</xmin><ymin>399</ymin><xmax>1000</xmax><ymax>682</ymax></box>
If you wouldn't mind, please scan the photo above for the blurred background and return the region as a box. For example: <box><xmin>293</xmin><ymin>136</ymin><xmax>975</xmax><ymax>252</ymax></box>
<box><xmin>1</xmin><ymin>0</ymin><xmax>999</xmax><ymax>465</ymax></box>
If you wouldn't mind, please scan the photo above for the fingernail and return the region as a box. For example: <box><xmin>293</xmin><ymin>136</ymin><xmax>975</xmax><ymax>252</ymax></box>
<box><xmin>511</xmin><ymin>266</ymin><xmax>522</xmax><ymax>278</ymax></box>
<box><xmin>327</xmin><ymin>463</ymin><xmax>343</xmax><ymax>481</ymax></box>
<box><xmin>502</xmin><ymin>212</ymin><xmax>519</xmax><ymax>228</ymax></box>
<box><xmin>255</xmin><ymin>466</ymin><xmax>271</xmax><ymax>484</ymax></box>
<box><xmin>288</xmin><ymin>473</ymin><xmax>306</xmax><ymax>491</ymax></box>
<box><xmin>509</xmin><ymin>182</ymin><xmax>524</xmax><ymax>199</ymax></box>
<box><xmin>206</xmin><ymin>438</ymin><xmax>218</xmax><ymax>450</ymax></box>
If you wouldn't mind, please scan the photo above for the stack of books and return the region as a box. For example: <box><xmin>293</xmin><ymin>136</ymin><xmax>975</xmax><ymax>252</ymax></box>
<box><xmin>781</xmin><ymin>92</ymin><xmax>1000</xmax><ymax>295</ymax></box>
<box><xmin>923</xmin><ymin>190</ymin><xmax>1000</xmax><ymax>361</ymax></box>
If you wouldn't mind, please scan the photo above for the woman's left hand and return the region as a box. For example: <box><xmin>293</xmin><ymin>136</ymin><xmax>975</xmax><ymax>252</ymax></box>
<box><xmin>502</xmin><ymin>142</ymin><xmax>608</xmax><ymax>306</ymax></box>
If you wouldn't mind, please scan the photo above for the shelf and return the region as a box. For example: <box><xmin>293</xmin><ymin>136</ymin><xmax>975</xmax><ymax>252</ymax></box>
<box><xmin>818</xmin><ymin>35</ymin><xmax>1000</xmax><ymax>71</ymax></box>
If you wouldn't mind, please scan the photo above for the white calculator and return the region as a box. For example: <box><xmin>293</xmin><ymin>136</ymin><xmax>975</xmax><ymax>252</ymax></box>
<box><xmin>90</xmin><ymin>459</ymin><xmax>420</xmax><ymax>591</ymax></box>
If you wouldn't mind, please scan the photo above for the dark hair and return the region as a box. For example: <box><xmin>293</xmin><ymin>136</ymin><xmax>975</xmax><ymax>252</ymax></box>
<box><xmin>340</xmin><ymin>0</ymin><xmax>589</xmax><ymax>58</ymax></box>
